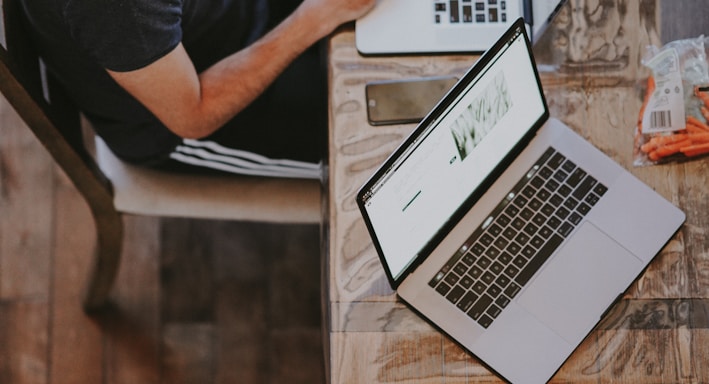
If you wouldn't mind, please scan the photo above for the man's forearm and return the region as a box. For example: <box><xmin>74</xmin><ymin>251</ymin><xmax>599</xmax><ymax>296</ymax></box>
<box><xmin>193</xmin><ymin>5</ymin><xmax>333</xmax><ymax>137</ymax></box>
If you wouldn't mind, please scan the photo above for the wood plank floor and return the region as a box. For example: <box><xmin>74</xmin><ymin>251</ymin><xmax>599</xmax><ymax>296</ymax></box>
<box><xmin>0</xmin><ymin>94</ymin><xmax>325</xmax><ymax>383</ymax></box>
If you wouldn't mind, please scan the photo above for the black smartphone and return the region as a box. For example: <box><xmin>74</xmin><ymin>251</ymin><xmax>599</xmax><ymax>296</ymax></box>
<box><xmin>365</xmin><ymin>76</ymin><xmax>459</xmax><ymax>126</ymax></box>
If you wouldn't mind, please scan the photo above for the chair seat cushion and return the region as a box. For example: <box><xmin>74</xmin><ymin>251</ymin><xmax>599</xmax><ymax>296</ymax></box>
<box><xmin>94</xmin><ymin>136</ymin><xmax>321</xmax><ymax>223</ymax></box>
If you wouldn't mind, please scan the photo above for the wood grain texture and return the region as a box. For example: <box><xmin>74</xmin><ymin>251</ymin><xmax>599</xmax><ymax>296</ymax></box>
<box><xmin>325</xmin><ymin>1</ymin><xmax>709</xmax><ymax>382</ymax></box>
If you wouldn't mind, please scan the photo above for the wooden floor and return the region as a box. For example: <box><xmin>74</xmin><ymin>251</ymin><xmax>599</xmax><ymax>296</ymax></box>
<box><xmin>0</xmin><ymin>95</ymin><xmax>324</xmax><ymax>383</ymax></box>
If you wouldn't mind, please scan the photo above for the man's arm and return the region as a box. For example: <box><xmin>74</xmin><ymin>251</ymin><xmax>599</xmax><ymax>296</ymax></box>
<box><xmin>107</xmin><ymin>0</ymin><xmax>375</xmax><ymax>139</ymax></box>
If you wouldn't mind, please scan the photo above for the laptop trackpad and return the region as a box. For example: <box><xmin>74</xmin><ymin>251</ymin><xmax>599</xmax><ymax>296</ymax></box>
<box><xmin>517</xmin><ymin>222</ymin><xmax>642</xmax><ymax>343</ymax></box>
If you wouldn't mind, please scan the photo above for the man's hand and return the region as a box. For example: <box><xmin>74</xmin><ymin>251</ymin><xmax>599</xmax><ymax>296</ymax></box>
<box><xmin>107</xmin><ymin>0</ymin><xmax>376</xmax><ymax>139</ymax></box>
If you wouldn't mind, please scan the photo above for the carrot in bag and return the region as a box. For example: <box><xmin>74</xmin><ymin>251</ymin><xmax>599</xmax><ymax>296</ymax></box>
<box><xmin>648</xmin><ymin>139</ymin><xmax>693</xmax><ymax>161</ymax></box>
<box><xmin>687</xmin><ymin>116</ymin><xmax>709</xmax><ymax>132</ymax></box>
<box><xmin>680</xmin><ymin>142</ymin><xmax>709</xmax><ymax>157</ymax></box>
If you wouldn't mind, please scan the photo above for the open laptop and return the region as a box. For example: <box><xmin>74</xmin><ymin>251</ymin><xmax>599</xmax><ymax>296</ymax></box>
<box><xmin>355</xmin><ymin>0</ymin><xmax>567</xmax><ymax>55</ymax></box>
<box><xmin>356</xmin><ymin>18</ymin><xmax>685</xmax><ymax>384</ymax></box>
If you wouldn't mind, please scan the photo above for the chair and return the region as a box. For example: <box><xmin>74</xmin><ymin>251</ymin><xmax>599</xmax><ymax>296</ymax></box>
<box><xmin>0</xmin><ymin>0</ymin><xmax>322</xmax><ymax>311</ymax></box>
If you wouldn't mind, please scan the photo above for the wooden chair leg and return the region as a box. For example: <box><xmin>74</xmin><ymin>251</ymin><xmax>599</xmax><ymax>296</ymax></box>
<box><xmin>83</xmin><ymin>208</ymin><xmax>124</xmax><ymax>312</ymax></box>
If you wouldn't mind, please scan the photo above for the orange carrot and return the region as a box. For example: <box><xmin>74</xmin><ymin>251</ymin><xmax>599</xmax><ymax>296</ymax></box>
<box><xmin>648</xmin><ymin>139</ymin><xmax>693</xmax><ymax>161</ymax></box>
<box><xmin>687</xmin><ymin>116</ymin><xmax>709</xmax><ymax>132</ymax></box>
<box><xmin>701</xmin><ymin>107</ymin><xmax>709</xmax><ymax>122</ymax></box>
<box><xmin>688</xmin><ymin>132</ymin><xmax>709</xmax><ymax>143</ymax></box>
<box><xmin>640</xmin><ymin>133</ymin><xmax>689</xmax><ymax>153</ymax></box>
<box><xmin>685</xmin><ymin>123</ymin><xmax>709</xmax><ymax>134</ymax></box>
<box><xmin>680</xmin><ymin>142</ymin><xmax>709</xmax><ymax>157</ymax></box>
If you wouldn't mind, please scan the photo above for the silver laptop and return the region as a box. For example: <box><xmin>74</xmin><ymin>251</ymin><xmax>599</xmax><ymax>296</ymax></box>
<box><xmin>356</xmin><ymin>19</ymin><xmax>685</xmax><ymax>384</ymax></box>
<box><xmin>355</xmin><ymin>0</ymin><xmax>567</xmax><ymax>54</ymax></box>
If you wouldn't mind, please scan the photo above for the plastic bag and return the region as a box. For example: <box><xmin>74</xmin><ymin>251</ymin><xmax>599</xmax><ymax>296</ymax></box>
<box><xmin>634</xmin><ymin>35</ymin><xmax>709</xmax><ymax>166</ymax></box>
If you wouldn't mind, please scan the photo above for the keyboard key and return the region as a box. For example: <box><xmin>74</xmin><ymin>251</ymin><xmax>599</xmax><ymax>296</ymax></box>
<box><xmin>468</xmin><ymin>265</ymin><xmax>483</xmax><ymax>279</ymax></box>
<box><xmin>523</xmin><ymin>222</ymin><xmax>538</xmax><ymax>236</ymax></box>
<box><xmin>530</xmin><ymin>235</ymin><xmax>545</xmax><ymax>248</ymax></box>
<box><xmin>472</xmin><ymin>281</ymin><xmax>487</xmax><ymax>295</ymax></box>
<box><xmin>563</xmin><ymin>197</ymin><xmax>579</xmax><ymax>210</ymax></box>
<box><xmin>504</xmin><ymin>282</ymin><xmax>521</xmax><ymax>299</ymax></box>
<box><xmin>547</xmin><ymin>216</ymin><xmax>562</xmax><ymax>229</ymax></box>
<box><xmin>585</xmin><ymin>193</ymin><xmax>600</xmax><ymax>206</ymax></box>
<box><xmin>446</xmin><ymin>286</ymin><xmax>465</xmax><ymax>304</ymax></box>
<box><xmin>487</xmin><ymin>304</ymin><xmax>502</xmax><ymax>318</ymax></box>
<box><xmin>521</xmin><ymin>185</ymin><xmax>536</xmax><ymax>198</ymax></box>
<box><xmin>463</xmin><ymin>5</ymin><xmax>473</xmax><ymax>22</ymax></box>
<box><xmin>514</xmin><ymin>232</ymin><xmax>530</xmax><ymax>245</ymax></box>
<box><xmin>453</xmin><ymin>263</ymin><xmax>468</xmax><ymax>276</ymax></box>
<box><xmin>538</xmin><ymin>166</ymin><xmax>553</xmax><ymax>179</ymax></box>
<box><xmin>548</xmin><ymin>152</ymin><xmax>566</xmax><ymax>168</ymax></box>
<box><xmin>530</xmin><ymin>176</ymin><xmax>545</xmax><ymax>189</ymax></box>
<box><xmin>520</xmin><ymin>208</ymin><xmax>534</xmax><ymax>220</ymax></box>
<box><xmin>457</xmin><ymin>291</ymin><xmax>479</xmax><ymax>312</ymax></box>
<box><xmin>504</xmin><ymin>265</ymin><xmax>519</xmax><ymax>278</ymax></box>
<box><xmin>462</xmin><ymin>253</ymin><xmax>476</xmax><ymax>266</ymax></box>
<box><xmin>532</xmin><ymin>213</ymin><xmax>547</xmax><ymax>227</ymax></box>
<box><xmin>485</xmin><ymin>246</ymin><xmax>500</xmax><ymax>259</ymax></box>
<box><xmin>435</xmin><ymin>282</ymin><xmax>451</xmax><ymax>296</ymax></box>
<box><xmin>444</xmin><ymin>272</ymin><xmax>459</xmax><ymax>286</ymax></box>
<box><xmin>497</xmin><ymin>213</ymin><xmax>511</xmax><ymax>227</ymax></box>
<box><xmin>495</xmin><ymin>295</ymin><xmax>511</xmax><ymax>308</ymax></box>
<box><xmin>449</xmin><ymin>0</ymin><xmax>460</xmax><ymax>22</ymax></box>
<box><xmin>568</xmin><ymin>212</ymin><xmax>582</xmax><ymax>225</ymax></box>
<box><xmin>478</xmin><ymin>256</ymin><xmax>492</xmax><ymax>269</ymax></box>
<box><xmin>471</xmin><ymin>242</ymin><xmax>485</xmax><ymax>256</ymax></box>
<box><xmin>555</xmin><ymin>206</ymin><xmax>570</xmax><ymax>220</ymax></box>
<box><xmin>487</xmin><ymin>284</ymin><xmax>502</xmax><ymax>298</ymax></box>
<box><xmin>577</xmin><ymin>202</ymin><xmax>591</xmax><ymax>215</ymax></box>
<box><xmin>566</xmin><ymin>168</ymin><xmax>587</xmax><ymax>188</ymax></box>
<box><xmin>594</xmin><ymin>183</ymin><xmax>608</xmax><ymax>196</ymax></box>
<box><xmin>481</xmin><ymin>271</ymin><xmax>495</xmax><ymax>285</ymax></box>
<box><xmin>460</xmin><ymin>275</ymin><xmax>474</xmax><ymax>289</ymax></box>
<box><xmin>553</xmin><ymin>169</ymin><xmax>568</xmax><ymax>183</ymax></box>
<box><xmin>505</xmin><ymin>204</ymin><xmax>520</xmax><ymax>217</ymax></box>
<box><xmin>506</xmin><ymin>242</ymin><xmax>521</xmax><ymax>255</ymax></box>
<box><xmin>562</xmin><ymin>159</ymin><xmax>576</xmax><ymax>173</ymax></box>
<box><xmin>498</xmin><ymin>252</ymin><xmax>513</xmax><ymax>265</ymax></box>
<box><xmin>468</xmin><ymin>294</ymin><xmax>493</xmax><ymax>320</ymax></box>
<box><xmin>511</xmin><ymin>217</ymin><xmax>526</xmax><ymax>230</ymax></box>
<box><xmin>478</xmin><ymin>314</ymin><xmax>494</xmax><ymax>328</ymax></box>
<box><xmin>488</xmin><ymin>223</ymin><xmax>503</xmax><ymax>236</ymax></box>
<box><xmin>512</xmin><ymin>255</ymin><xmax>527</xmax><ymax>268</ymax></box>
<box><xmin>538</xmin><ymin>226</ymin><xmax>553</xmax><ymax>239</ymax></box>
<box><xmin>558</xmin><ymin>222</ymin><xmax>574</xmax><ymax>237</ymax></box>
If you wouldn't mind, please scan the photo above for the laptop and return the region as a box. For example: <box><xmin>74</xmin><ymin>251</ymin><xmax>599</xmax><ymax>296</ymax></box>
<box><xmin>356</xmin><ymin>18</ymin><xmax>685</xmax><ymax>384</ymax></box>
<box><xmin>355</xmin><ymin>0</ymin><xmax>567</xmax><ymax>55</ymax></box>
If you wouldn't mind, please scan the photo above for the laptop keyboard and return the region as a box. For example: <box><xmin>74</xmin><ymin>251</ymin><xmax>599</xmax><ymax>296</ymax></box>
<box><xmin>428</xmin><ymin>147</ymin><xmax>608</xmax><ymax>329</ymax></box>
<box><xmin>434</xmin><ymin>0</ymin><xmax>508</xmax><ymax>24</ymax></box>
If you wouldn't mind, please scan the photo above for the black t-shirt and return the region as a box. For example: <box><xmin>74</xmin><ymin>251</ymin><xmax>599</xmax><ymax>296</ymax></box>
<box><xmin>20</xmin><ymin>0</ymin><xmax>268</xmax><ymax>164</ymax></box>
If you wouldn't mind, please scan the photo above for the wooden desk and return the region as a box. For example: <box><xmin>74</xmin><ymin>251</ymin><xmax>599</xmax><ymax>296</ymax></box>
<box><xmin>325</xmin><ymin>2</ymin><xmax>709</xmax><ymax>382</ymax></box>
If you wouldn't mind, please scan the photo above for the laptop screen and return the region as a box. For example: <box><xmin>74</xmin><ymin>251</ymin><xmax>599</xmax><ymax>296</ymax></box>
<box><xmin>358</xmin><ymin>20</ymin><xmax>547</xmax><ymax>284</ymax></box>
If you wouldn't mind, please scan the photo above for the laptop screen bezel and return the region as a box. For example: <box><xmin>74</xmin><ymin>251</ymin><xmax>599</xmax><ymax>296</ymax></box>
<box><xmin>356</xmin><ymin>18</ymin><xmax>550</xmax><ymax>289</ymax></box>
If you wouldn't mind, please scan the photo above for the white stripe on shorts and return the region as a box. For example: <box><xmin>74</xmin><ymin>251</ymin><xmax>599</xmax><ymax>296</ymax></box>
<box><xmin>169</xmin><ymin>139</ymin><xmax>322</xmax><ymax>179</ymax></box>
